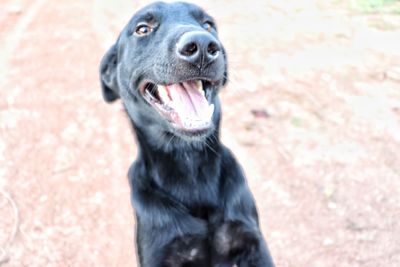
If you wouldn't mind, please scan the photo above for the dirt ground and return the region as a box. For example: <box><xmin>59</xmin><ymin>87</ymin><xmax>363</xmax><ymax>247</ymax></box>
<box><xmin>1</xmin><ymin>0</ymin><xmax>399</xmax><ymax>266</ymax></box>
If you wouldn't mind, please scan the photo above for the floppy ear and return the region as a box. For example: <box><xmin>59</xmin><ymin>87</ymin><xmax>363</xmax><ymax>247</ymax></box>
<box><xmin>99</xmin><ymin>44</ymin><xmax>120</xmax><ymax>102</ymax></box>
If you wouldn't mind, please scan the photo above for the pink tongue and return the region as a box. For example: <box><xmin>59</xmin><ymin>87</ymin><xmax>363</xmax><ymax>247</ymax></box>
<box><xmin>167</xmin><ymin>81</ymin><xmax>211</xmax><ymax>126</ymax></box>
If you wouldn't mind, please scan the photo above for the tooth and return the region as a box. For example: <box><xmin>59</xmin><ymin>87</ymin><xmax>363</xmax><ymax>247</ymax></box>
<box><xmin>158</xmin><ymin>85</ymin><xmax>169</xmax><ymax>102</ymax></box>
<box><xmin>196</xmin><ymin>80</ymin><xmax>204</xmax><ymax>96</ymax></box>
<box><xmin>208</xmin><ymin>104</ymin><xmax>214</xmax><ymax>118</ymax></box>
<box><xmin>196</xmin><ymin>80</ymin><xmax>202</xmax><ymax>89</ymax></box>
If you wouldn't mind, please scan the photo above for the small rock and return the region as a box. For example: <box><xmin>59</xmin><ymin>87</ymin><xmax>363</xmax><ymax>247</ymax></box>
<box><xmin>386</xmin><ymin>67</ymin><xmax>400</xmax><ymax>82</ymax></box>
<box><xmin>251</xmin><ymin>109</ymin><xmax>270</xmax><ymax>119</ymax></box>
<box><xmin>323</xmin><ymin>238</ymin><xmax>334</xmax><ymax>246</ymax></box>
<box><xmin>39</xmin><ymin>195</ymin><xmax>48</xmax><ymax>202</ymax></box>
<box><xmin>323</xmin><ymin>184</ymin><xmax>335</xmax><ymax>198</ymax></box>
<box><xmin>7</xmin><ymin>5</ymin><xmax>23</xmax><ymax>15</ymax></box>
<box><xmin>357</xmin><ymin>231</ymin><xmax>376</xmax><ymax>241</ymax></box>
<box><xmin>327</xmin><ymin>202</ymin><xmax>337</xmax><ymax>210</ymax></box>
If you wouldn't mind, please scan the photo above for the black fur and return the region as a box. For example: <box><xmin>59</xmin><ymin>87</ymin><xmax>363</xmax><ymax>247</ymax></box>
<box><xmin>100</xmin><ymin>2</ymin><xmax>274</xmax><ymax>266</ymax></box>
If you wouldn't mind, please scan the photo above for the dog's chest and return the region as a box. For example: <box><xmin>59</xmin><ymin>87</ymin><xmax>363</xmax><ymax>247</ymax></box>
<box><xmin>154</xmin><ymin>159</ymin><xmax>220</xmax><ymax>220</ymax></box>
<box><xmin>164</xmin><ymin>172</ymin><xmax>219</xmax><ymax>207</ymax></box>
<box><xmin>155</xmin><ymin>151</ymin><xmax>221</xmax><ymax>206</ymax></box>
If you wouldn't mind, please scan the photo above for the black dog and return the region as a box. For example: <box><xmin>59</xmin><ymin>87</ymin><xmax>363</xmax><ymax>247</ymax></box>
<box><xmin>100</xmin><ymin>2</ymin><xmax>274</xmax><ymax>266</ymax></box>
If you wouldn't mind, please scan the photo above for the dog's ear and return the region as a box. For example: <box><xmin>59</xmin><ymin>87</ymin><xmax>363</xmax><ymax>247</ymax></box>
<box><xmin>222</xmin><ymin>46</ymin><xmax>228</xmax><ymax>86</ymax></box>
<box><xmin>100</xmin><ymin>43</ymin><xmax>120</xmax><ymax>102</ymax></box>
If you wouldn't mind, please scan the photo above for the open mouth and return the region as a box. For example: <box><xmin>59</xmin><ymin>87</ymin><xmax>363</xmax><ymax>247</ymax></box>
<box><xmin>139</xmin><ymin>80</ymin><xmax>215</xmax><ymax>134</ymax></box>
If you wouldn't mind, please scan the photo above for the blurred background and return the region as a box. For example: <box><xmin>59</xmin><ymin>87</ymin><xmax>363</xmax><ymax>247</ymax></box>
<box><xmin>1</xmin><ymin>0</ymin><xmax>400</xmax><ymax>266</ymax></box>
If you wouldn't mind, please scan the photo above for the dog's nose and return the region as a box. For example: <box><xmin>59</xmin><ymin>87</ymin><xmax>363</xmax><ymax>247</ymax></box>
<box><xmin>176</xmin><ymin>31</ymin><xmax>221</xmax><ymax>66</ymax></box>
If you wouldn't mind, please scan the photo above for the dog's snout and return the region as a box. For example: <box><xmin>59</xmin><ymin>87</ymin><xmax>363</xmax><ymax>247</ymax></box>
<box><xmin>176</xmin><ymin>31</ymin><xmax>221</xmax><ymax>66</ymax></box>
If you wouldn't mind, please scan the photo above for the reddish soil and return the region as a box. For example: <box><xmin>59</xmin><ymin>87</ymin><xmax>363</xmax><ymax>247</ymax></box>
<box><xmin>1</xmin><ymin>0</ymin><xmax>399</xmax><ymax>266</ymax></box>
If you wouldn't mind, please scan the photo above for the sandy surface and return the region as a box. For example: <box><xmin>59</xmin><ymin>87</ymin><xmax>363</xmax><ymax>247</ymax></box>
<box><xmin>1</xmin><ymin>0</ymin><xmax>400</xmax><ymax>266</ymax></box>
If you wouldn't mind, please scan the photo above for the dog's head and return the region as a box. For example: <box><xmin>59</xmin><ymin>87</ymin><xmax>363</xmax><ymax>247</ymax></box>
<box><xmin>100</xmin><ymin>1</ymin><xmax>227</xmax><ymax>147</ymax></box>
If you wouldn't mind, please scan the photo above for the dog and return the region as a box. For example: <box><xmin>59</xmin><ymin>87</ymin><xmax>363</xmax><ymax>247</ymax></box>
<box><xmin>99</xmin><ymin>2</ymin><xmax>275</xmax><ymax>266</ymax></box>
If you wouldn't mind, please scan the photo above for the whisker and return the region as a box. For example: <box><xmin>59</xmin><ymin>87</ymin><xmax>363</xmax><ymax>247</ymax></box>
<box><xmin>165</xmin><ymin>133</ymin><xmax>175</xmax><ymax>149</ymax></box>
<box><xmin>211</xmin><ymin>133</ymin><xmax>219</xmax><ymax>143</ymax></box>
<box><xmin>204</xmin><ymin>139</ymin><xmax>219</xmax><ymax>156</ymax></box>
<box><xmin>223</xmin><ymin>70</ymin><xmax>246</xmax><ymax>91</ymax></box>
<box><xmin>150</xmin><ymin>83</ymin><xmax>158</xmax><ymax>94</ymax></box>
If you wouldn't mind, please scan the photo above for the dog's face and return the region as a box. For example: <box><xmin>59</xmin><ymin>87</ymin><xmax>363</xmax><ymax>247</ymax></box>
<box><xmin>100</xmin><ymin>1</ymin><xmax>227</xmax><ymax>146</ymax></box>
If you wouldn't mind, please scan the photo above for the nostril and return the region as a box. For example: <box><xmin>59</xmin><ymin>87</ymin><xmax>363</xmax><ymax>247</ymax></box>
<box><xmin>176</xmin><ymin>31</ymin><xmax>220</xmax><ymax>64</ymax></box>
<box><xmin>181</xmin><ymin>42</ymin><xmax>198</xmax><ymax>57</ymax></box>
<box><xmin>207</xmin><ymin>42</ymin><xmax>220</xmax><ymax>57</ymax></box>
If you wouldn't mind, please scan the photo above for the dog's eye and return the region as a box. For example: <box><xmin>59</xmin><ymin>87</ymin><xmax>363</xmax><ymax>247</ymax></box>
<box><xmin>134</xmin><ymin>23</ymin><xmax>152</xmax><ymax>36</ymax></box>
<box><xmin>202</xmin><ymin>21</ymin><xmax>214</xmax><ymax>32</ymax></box>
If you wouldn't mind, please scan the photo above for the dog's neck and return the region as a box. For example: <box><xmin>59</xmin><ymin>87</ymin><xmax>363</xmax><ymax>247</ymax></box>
<box><xmin>131</xmin><ymin>120</ymin><xmax>222</xmax><ymax>183</ymax></box>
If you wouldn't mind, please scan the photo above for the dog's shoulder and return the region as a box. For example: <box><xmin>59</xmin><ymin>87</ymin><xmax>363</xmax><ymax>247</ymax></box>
<box><xmin>219</xmin><ymin>146</ymin><xmax>245</xmax><ymax>181</ymax></box>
